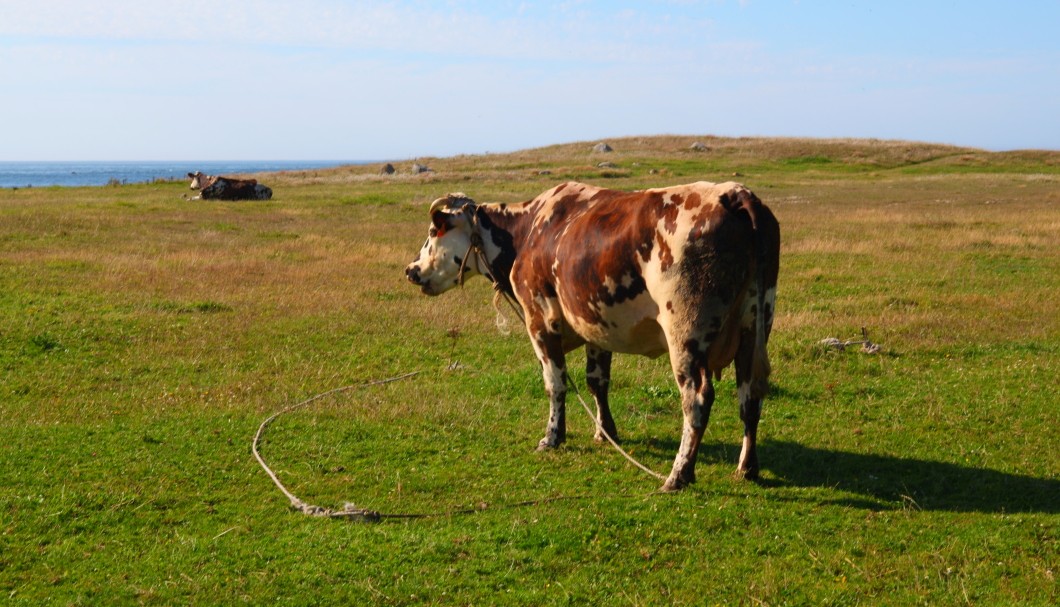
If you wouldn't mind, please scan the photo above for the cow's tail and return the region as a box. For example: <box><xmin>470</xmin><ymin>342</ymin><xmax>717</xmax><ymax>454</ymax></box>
<box><xmin>727</xmin><ymin>187</ymin><xmax>780</xmax><ymax>399</ymax></box>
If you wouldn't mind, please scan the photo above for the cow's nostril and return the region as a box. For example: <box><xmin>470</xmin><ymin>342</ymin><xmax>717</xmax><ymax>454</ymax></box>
<box><xmin>405</xmin><ymin>266</ymin><xmax>420</xmax><ymax>284</ymax></box>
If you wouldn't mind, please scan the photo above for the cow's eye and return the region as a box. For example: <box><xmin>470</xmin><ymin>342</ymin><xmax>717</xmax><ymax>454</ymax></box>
<box><xmin>429</xmin><ymin>227</ymin><xmax>439</xmax><ymax>237</ymax></box>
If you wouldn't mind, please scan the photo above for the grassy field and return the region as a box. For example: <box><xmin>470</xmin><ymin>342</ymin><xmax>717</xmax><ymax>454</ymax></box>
<box><xmin>1</xmin><ymin>135</ymin><xmax>1057</xmax><ymax>605</ymax></box>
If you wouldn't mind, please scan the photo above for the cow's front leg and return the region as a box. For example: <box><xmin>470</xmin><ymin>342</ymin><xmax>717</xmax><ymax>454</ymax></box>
<box><xmin>585</xmin><ymin>345</ymin><xmax>618</xmax><ymax>443</ymax></box>
<box><xmin>531</xmin><ymin>329</ymin><xmax>568</xmax><ymax>450</ymax></box>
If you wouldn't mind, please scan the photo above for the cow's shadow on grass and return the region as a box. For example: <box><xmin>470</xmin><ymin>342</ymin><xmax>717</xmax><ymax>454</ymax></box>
<box><xmin>618</xmin><ymin>437</ymin><xmax>1058</xmax><ymax>513</ymax></box>
<box><xmin>749</xmin><ymin>440</ymin><xmax>1058</xmax><ymax>513</ymax></box>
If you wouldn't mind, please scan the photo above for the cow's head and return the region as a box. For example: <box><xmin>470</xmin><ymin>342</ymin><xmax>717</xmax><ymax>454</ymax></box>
<box><xmin>187</xmin><ymin>172</ymin><xmax>206</xmax><ymax>189</ymax></box>
<box><xmin>405</xmin><ymin>193</ymin><xmax>479</xmax><ymax>296</ymax></box>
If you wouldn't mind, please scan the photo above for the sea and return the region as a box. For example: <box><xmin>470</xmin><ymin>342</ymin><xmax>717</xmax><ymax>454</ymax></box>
<box><xmin>0</xmin><ymin>160</ymin><xmax>362</xmax><ymax>188</ymax></box>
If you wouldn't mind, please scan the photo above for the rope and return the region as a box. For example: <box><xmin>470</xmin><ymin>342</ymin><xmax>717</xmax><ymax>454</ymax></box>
<box><xmin>252</xmin><ymin>372</ymin><xmax>420</xmax><ymax>521</ymax></box>
<box><xmin>565</xmin><ymin>376</ymin><xmax>667</xmax><ymax>481</ymax></box>
<box><xmin>253</xmin><ymin>367</ymin><xmax>668</xmax><ymax>521</ymax></box>
<box><xmin>818</xmin><ymin>327</ymin><xmax>882</xmax><ymax>354</ymax></box>
<box><xmin>252</xmin><ymin>371</ymin><xmax>649</xmax><ymax>521</ymax></box>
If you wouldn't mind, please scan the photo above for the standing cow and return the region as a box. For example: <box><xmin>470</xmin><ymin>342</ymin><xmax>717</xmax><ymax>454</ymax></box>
<box><xmin>186</xmin><ymin>171</ymin><xmax>273</xmax><ymax>200</ymax></box>
<box><xmin>405</xmin><ymin>181</ymin><xmax>780</xmax><ymax>491</ymax></box>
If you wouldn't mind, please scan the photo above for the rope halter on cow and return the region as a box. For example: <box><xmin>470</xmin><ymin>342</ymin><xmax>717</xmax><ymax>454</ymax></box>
<box><xmin>430</xmin><ymin>193</ymin><xmax>525</xmax><ymax>324</ymax></box>
<box><xmin>429</xmin><ymin>193</ymin><xmax>479</xmax><ymax>284</ymax></box>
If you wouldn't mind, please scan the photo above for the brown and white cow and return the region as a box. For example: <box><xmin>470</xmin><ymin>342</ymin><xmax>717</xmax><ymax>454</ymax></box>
<box><xmin>405</xmin><ymin>181</ymin><xmax>780</xmax><ymax>491</ymax></box>
<box><xmin>186</xmin><ymin>172</ymin><xmax>273</xmax><ymax>200</ymax></box>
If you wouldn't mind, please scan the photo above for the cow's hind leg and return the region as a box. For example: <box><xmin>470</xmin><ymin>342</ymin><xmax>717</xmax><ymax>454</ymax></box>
<box><xmin>734</xmin><ymin>284</ymin><xmax>774</xmax><ymax>480</ymax></box>
<box><xmin>662</xmin><ymin>354</ymin><xmax>715</xmax><ymax>492</ymax></box>
<box><xmin>585</xmin><ymin>345</ymin><xmax>618</xmax><ymax>443</ymax></box>
<box><xmin>734</xmin><ymin>334</ymin><xmax>761</xmax><ymax>480</ymax></box>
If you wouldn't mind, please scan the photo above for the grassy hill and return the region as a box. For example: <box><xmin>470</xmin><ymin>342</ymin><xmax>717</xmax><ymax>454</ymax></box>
<box><xmin>1</xmin><ymin>136</ymin><xmax>1057</xmax><ymax>605</ymax></box>
<box><xmin>267</xmin><ymin>135</ymin><xmax>1058</xmax><ymax>184</ymax></box>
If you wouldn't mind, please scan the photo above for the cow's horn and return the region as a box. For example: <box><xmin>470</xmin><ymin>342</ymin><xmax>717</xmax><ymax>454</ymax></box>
<box><xmin>428</xmin><ymin>192</ymin><xmax>476</xmax><ymax>216</ymax></box>
<box><xmin>428</xmin><ymin>196</ymin><xmax>449</xmax><ymax>216</ymax></box>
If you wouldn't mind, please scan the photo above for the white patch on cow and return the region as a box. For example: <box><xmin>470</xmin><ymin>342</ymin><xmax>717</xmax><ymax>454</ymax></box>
<box><xmin>562</xmin><ymin>288</ymin><xmax>666</xmax><ymax>357</ymax></box>
<box><xmin>531</xmin><ymin>182</ymin><xmax>605</xmax><ymax>232</ymax></box>
<box><xmin>763</xmin><ymin>286</ymin><xmax>777</xmax><ymax>321</ymax></box>
<box><xmin>405</xmin><ymin>213</ymin><xmax>475</xmax><ymax>296</ymax></box>
<box><xmin>738</xmin><ymin>434</ymin><xmax>754</xmax><ymax>471</ymax></box>
<box><xmin>543</xmin><ymin>357</ymin><xmax>565</xmax><ymax>394</ymax></box>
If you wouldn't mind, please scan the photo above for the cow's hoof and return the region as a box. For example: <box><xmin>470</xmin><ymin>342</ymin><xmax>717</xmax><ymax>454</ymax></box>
<box><xmin>536</xmin><ymin>438</ymin><xmax>562</xmax><ymax>451</ymax></box>
<box><xmin>660</xmin><ymin>479</ymin><xmax>684</xmax><ymax>493</ymax></box>
<box><xmin>593</xmin><ymin>430</ymin><xmax>620</xmax><ymax>445</ymax></box>
<box><xmin>734</xmin><ymin>466</ymin><xmax>760</xmax><ymax>481</ymax></box>
<box><xmin>660</xmin><ymin>474</ymin><xmax>694</xmax><ymax>492</ymax></box>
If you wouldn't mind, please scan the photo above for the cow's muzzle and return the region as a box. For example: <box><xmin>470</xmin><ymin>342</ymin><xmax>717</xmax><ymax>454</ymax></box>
<box><xmin>405</xmin><ymin>265</ymin><xmax>422</xmax><ymax>285</ymax></box>
<box><xmin>405</xmin><ymin>265</ymin><xmax>438</xmax><ymax>295</ymax></box>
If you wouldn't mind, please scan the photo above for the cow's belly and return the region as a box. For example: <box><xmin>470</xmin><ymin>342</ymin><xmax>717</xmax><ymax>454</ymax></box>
<box><xmin>562</xmin><ymin>295</ymin><xmax>668</xmax><ymax>358</ymax></box>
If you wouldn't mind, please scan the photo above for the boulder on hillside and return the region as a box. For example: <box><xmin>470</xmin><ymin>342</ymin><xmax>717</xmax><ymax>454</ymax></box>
<box><xmin>411</xmin><ymin>163</ymin><xmax>433</xmax><ymax>174</ymax></box>
<box><xmin>690</xmin><ymin>141</ymin><xmax>710</xmax><ymax>152</ymax></box>
<box><xmin>592</xmin><ymin>142</ymin><xmax>613</xmax><ymax>153</ymax></box>
<box><xmin>380</xmin><ymin>163</ymin><xmax>396</xmax><ymax>175</ymax></box>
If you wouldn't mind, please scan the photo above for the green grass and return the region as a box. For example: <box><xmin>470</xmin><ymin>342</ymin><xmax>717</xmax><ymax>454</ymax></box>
<box><xmin>1</xmin><ymin>136</ymin><xmax>1058</xmax><ymax>605</ymax></box>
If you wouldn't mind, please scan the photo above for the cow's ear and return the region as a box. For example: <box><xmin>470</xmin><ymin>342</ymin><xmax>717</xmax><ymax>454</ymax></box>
<box><xmin>431</xmin><ymin>209</ymin><xmax>450</xmax><ymax>236</ymax></box>
<box><xmin>187</xmin><ymin>172</ymin><xmax>195</xmax><ymax>178</ymax></box>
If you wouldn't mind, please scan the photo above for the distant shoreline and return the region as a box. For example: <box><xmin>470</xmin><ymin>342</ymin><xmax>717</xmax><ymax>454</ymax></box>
<box><xmin>0</xmin><ymin>160</ymin><xmax>372</xmax><ymax>188</ymax></box>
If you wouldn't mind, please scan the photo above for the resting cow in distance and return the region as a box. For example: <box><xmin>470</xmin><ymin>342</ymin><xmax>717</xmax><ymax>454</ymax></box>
<box><xmin>186</xmin><ymin>171</ymin><xmax>272</xmax><ymax>200</ymax></box>
<box><xmin>405</xmin><ymin>181</ymin><xmax>780</xmax><ymax>492</ymax></box>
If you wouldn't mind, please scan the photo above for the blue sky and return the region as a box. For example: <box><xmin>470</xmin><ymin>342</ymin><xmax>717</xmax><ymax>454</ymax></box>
<box><xmin>1</xmin><ymin>0</ymin><xmax>1057</xmax><ymax>160</ymax></box>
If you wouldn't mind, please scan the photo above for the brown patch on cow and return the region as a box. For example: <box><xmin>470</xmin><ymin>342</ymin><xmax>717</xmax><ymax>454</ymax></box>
<box><xmin>660</xmin><ymin>202</ymin><xmax>679</xmax><ymax>235</ymax></box>
<box><xmin>689</xmin><ymin>202</ymin><xmax>726</xmax><ymax>241</ymax></box>
<box><xmin>684</xmin><ymin>192</ymin><xmax>701</xmax><ymax>210</ymax></box>
<box><xmin>636</xmin><ymin>247</ymin><xmax>650</xmax><ymax>264</ymax></box>
<box><xmin>655</xmin><ymin>232</ymin><xmax>674</xmax><ymax>271</ymax></box>
<box><xmin>527</xmin><ymin>188</ymin><xmax>656</xmax><ymax>326</ymax></box>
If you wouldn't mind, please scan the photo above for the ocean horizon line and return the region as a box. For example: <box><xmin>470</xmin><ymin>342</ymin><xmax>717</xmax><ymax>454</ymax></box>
<box><xmin>0</xmin><ymin>159</ymin><xmax>373</xmax><ymax>164</ymax></box>
<box><xmin>0</xmin><ymin>159</ymin><xmax>379</xmax><ymax>188</ymax></box>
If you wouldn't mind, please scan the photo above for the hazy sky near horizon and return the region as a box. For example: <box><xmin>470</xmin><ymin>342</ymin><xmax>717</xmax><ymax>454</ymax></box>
<box><xmin>2</xmin><ymin>1</ymin><xmax>1057</xmax><ymax>161</ymax></box>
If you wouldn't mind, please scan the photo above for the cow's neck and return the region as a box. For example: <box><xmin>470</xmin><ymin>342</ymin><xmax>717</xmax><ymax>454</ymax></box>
<box><xmin>472</xmin><ymin>204</ymin><xmax>531</xmax><ymax>296</ymax></box>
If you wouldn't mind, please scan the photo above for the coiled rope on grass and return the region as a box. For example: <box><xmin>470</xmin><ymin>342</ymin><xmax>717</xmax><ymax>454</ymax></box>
<box><xmin>252</xmin><ymin>368</ymin><xmax>666</xmax><ymax>521</ymax></box>
<box><xmin>251</xmin><ymin>372</ymin><xmax>421</xmax><ymax>521</ymax></box>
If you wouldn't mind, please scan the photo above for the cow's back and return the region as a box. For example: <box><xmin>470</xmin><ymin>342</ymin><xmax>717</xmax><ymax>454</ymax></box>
<box><xmin>201</xmin><ymin>177</ymin><xmax>268</xmax><ymax>200</ymax></box>
<box><xmin>512</xmin><ymin>181</ymin><xmax>760</xmax><ymax>357</ymax></box>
